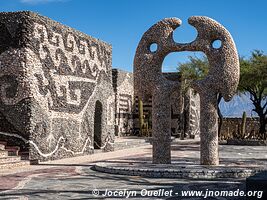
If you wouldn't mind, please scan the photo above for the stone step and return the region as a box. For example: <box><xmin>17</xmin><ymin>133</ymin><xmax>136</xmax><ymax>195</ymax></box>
<box><xmin>5</xmin><ymin>146</ymin><xmax>20</xmax><ymax>156</ymax></box>
<box><xmin>0</xmin><ymin>144</ymin><xmax>5</xmax><ymax>150</ymax></box>
<box><xmin>18</xmin><ymin>151</ymin><xmax>29</xmax><ymax>160</ymax></box>
<box><xmin>0</xmin><ymin>160</ymin><xmax>30</xmax><ymax>170</ymax></box>
<box><xmin>0</xmin><ymin>150</ymin><xmax>8</xmax><ymax>157</ymax></box>
<box><xmin>0</xmin><ymin>156</ymin><xmax>21</xmax><ymax>164</ymax></box>
<box><xmin>0</xmin><ymin>141</ymin><xmax>30</xmax><ymax>170</ymax></box>
<box><xmin>0</xmin><ymin>141</ymin><xmax>7</xmax><ymax>151</ymax></box>
<box><xmin>0</xmin><ymin>141</ymin><xmax>7</xmax><ymax>145</ymax></box>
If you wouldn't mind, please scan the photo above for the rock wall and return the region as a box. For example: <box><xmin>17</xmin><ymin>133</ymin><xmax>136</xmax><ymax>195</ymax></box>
<box><xmin>0</xmin><ymin>11</ymin><xmax>114</xmax><ymax>161</ymax></box>
<box><xmin>112</xmin><ymin>69</ymin><xmax>134</xmax><ymax>136</ymax></box>
<box><xmin>170</xmin><ymin>86</ymin><xmax>200</xmax><ymax>138</ymax></box>
<box><xmin>188</xmin><ymin>89</ymin><xmax>200</xmax><ymax>137</ymax></box>
<box><xmin>220</xmin><ymin>118</ymin><xmax>261</xmax><ymax>139</ymax></box>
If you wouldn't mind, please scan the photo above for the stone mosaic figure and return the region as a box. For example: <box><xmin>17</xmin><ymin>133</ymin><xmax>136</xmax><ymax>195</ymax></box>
<box><xmin>134</xmin><ymin>16</ymin><xmax>239</xmax><ymax>165</ymax></box>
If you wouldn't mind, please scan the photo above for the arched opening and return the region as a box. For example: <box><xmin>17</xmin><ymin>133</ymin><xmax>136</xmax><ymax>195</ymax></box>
<box><xmin>162</xmin><ymin>51</ymin><xmax>207</xmax><ymax>73</ymax></box>
<box><xmin>94</xmin><ymin>100</ymin><xmax>102</xmax><ymax>149</ymax></box>
<box><xmin>161</xmin><ymin>51</ymin><xmax>207</xmax><ymax>140</ymax></box>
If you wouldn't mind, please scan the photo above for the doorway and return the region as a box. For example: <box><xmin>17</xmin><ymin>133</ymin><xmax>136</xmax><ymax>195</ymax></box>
<box><xmin>94</xmin><ymin>100</ymin><xmax>102</xmax><ymax>149</ymax></box>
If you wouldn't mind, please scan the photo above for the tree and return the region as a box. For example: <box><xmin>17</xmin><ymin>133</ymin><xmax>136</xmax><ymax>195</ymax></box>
<box><xmin>178</xmin><ymin>55</ymin><xmax>224</xmax><ymax>137</ymax></box>
<box><xmin>179</xmin><ymin>51</ymin><xmax>267</xmax><ymax>139</ymax></box>
<box><xmin>178</xmin><ymin>56</ymin><xmax>226</xmax><ymax>136</ymax></box>
<box><xmin>239</xmin><ymin>50</ymin><xmax>267</xmax><ymax>138</ymax></box>
<box><xmin>179</xmin><ymin>55</ymin><xmax>209</xmax><ymax>81</ymax></box>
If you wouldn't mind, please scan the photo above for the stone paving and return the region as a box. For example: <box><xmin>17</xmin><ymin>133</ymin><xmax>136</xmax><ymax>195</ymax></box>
<box><xmin>0</xmin><ymin>139</ymin><xmax>266</xmax><ymax>199</ymax></box>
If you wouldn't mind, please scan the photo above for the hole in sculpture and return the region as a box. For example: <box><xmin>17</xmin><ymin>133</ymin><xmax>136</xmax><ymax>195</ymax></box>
<box><xmin>212</xmin><ymin>39</ymin><xmax>222</xmax><ymax>49</ymax></box>
<box><xmin>173</xmin><ymin>21</ymin><xmax>198</xmax><ymax>43</ymax></box>
<box><xmin>162</xmin><ymin>51</ymin><xmax>208</xmax><ymax>76</ymax></box>
<box><xmin>94</xmin><ymin>100</ymin><xmax>102</xmax><ymax>149</ymax></box>
<box><xmin>149</xmin><ymin>43</ymin><xmax>158</xmax><ymax>53</ymax></box>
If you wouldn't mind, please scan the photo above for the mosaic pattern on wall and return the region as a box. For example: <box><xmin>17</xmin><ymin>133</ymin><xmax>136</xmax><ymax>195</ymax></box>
<box><xmin>112</xmin><ymin>69</ymin><xmax>134</xmax><ymax>136</ymax></box>
<box><xmin>0</xmin><ymin>11</ymin><xmax>115</xmax><ymax>161</ymax></box>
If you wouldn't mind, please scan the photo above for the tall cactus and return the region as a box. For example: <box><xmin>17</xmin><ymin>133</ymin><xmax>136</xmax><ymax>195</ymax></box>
<box><xmin>138</xmin><ymin>98</ymin><xmax>144</xmax><ymax>136</ymax></box>
<box><xmin>241</xmin><ymin>111</ymin><xmax>247</xmax><ymax>138</ymax></box>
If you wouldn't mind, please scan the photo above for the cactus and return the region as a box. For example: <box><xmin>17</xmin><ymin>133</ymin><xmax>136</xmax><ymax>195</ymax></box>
<box><xmin>138</xmin><ymin>98</ymin><xmax>144</xmax><ymax>136</ymax></box>
<box><xmin>143</xmin><ymin>121</ymin><xmax>149</xmax><ymax>136</ymax></box>
<box><xmin>241</xmin><ymin>111</ymin><xmax>247</xmax><ymax>138</ymax></box>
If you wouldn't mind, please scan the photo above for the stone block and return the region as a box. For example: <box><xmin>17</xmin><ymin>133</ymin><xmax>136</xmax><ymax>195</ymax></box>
<box><xmin>246</xmin><ymin>171</ymin><xmax>267</xmax><ymax>200</ymax></box>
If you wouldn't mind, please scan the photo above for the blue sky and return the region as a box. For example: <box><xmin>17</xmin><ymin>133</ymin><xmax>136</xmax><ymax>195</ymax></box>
<box><xmin>0</xmin><ymin>0</ymin><xmax>267</xmax><ymax>73</ymax></box>
<box><xmin>1</xmin><ymin>0</ymin><xmax>266</xmax><ymax>117</ymax></box>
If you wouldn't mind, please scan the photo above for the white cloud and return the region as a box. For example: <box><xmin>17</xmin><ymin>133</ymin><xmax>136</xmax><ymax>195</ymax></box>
<box><xmin>20</xmin><ymin>0</ymin><xmax>68</xmax><ymax>4</ymax></box>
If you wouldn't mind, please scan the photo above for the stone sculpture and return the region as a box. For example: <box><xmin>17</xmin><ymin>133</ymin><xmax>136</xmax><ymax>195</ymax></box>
<box><xmin>134</xmin><ymin>16</ymin><xmax>239</xmax><ymax>165</ymax></box>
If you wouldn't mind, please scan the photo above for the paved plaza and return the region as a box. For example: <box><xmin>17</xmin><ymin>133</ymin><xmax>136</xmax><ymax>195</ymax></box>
<box><xmin>0</xmin><ymin>139</ymin><xmax>266</xmax><ymax>199</ymax></box>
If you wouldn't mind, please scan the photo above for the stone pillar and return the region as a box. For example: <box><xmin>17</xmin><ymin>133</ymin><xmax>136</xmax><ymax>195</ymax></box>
<box><xmin>152</xmin><ymin>88</ymin><xmax>171</xmax><ymax>164</ymax></box>
<box><xmin>199</xmin><ymin>90</ymin><xmax>219</xmax><ymax>165</ymax></box>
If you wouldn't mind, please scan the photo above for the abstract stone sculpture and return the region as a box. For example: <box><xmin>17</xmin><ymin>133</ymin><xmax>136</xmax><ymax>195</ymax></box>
<box><xmin>134</xmin><ymin>16</ymin><xmax>239</xmax><ymax>165</ymax></box>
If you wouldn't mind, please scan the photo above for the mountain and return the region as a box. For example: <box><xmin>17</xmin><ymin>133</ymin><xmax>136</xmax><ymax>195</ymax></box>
<box><xmin>219</xmin><ymin>93</ymin><xmax>257</xmax><ymax>118</ymax></box>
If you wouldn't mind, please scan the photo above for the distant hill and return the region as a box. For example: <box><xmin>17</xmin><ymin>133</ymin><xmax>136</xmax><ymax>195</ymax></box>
<box><xmin>219</xmin><ymin>93</ymin><xmax>257</xmax><ymax>118</ymax></box>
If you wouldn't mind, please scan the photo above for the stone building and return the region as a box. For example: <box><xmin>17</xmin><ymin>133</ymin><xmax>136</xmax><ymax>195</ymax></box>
<box><xmin>112</xmin><ymin>69</ymin><xmax>134</xmax><ymax>137</ymax></box>
<box><xmin>0</xmin><ymin>11</ymin><xmax>114</xmax><ymax>162</ymax></box>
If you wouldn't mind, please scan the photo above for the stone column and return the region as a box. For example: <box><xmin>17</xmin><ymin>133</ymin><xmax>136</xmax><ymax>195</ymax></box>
<box><xmin>199</xmin><ymin>90</ymin><xmax>219</xmax><ymax>165</ymax></box>
<box><xmin>152</xmin><ymin>88</ymin><xmax>171</xmax><ymax>164</ymax></box>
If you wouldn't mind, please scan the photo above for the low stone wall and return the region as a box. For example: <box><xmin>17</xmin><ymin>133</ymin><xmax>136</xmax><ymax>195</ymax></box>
<box><xmin>220</xmin><ymin>118</ymin><xmax>261</xmax><ymax>140</ymax></box>
<box><xmin>94</xmin><ymin>162</ymin><xmax>263</xmax><ymax>179</ymax></box>
<box><xmin>226</xmin><ymin>139</ymin><xmax>267</xmax><ymax>146</ymax></box>
<box><xmin>0</xmin><ymin>11</ymin><xmax>114</xmax><ymax>161</ymax></box>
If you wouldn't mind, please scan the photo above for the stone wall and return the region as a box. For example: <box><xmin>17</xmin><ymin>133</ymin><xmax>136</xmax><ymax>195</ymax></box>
<box><xmin>220</xmin><ymin>118</ymin><xmax>261</xmax><ymax>139</ymax></box>
<box><xmin>188</xmin><ymin>89</ymin><xmax>200</xmax><ymax>137</ymax></box>
<box><xmin>112</xmin><ymin>69</ymin><xmax>134</xmax><ymax>136</ymax></box>
<box><xmin>170</xmin><ymin>86</ymin><xmax>200</xmax><ymax>138</ymax></box>
<box><xmin>0</xmin><ymin>11</ymin><xmax>115</xmax><ymax>161</ymax></box>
